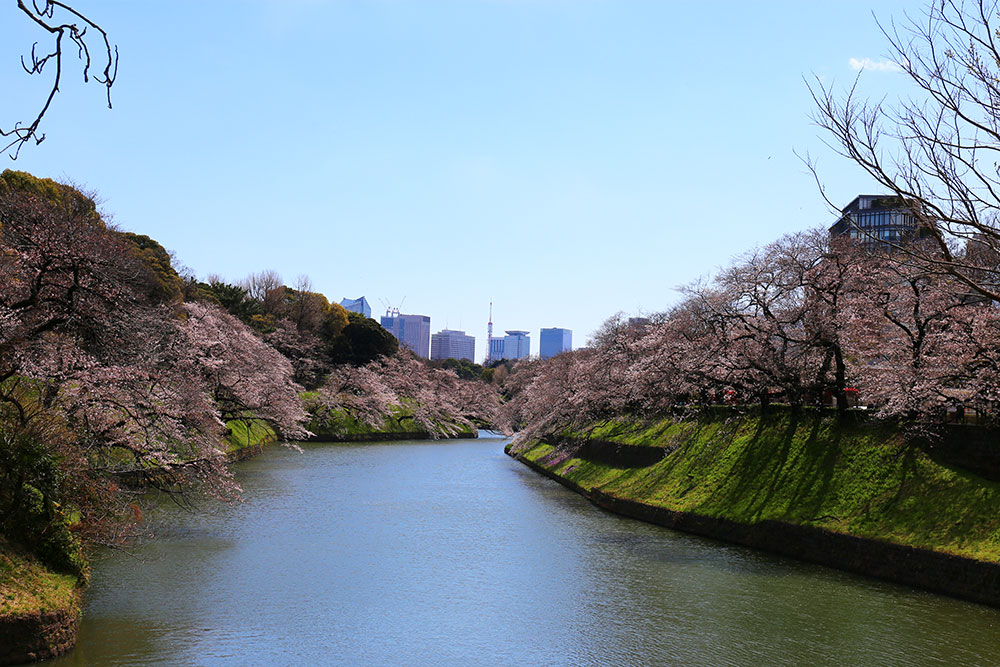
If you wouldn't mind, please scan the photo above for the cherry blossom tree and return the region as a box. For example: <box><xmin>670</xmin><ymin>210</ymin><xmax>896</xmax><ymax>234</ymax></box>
<box><xmin>0</xmin><ymin>174</ymin><xmax>310</xmax><ymax>551</ymax></box>
<box><xmin>377</xmin><ymin>352</ymin><xmax>503</xmax><ymax>436</ymax></box>
<box><xmin>676</xmin><ymin>232</ymin><xmax>852</xmax><ymax>410</ymax></box>
<box><xmin>264</xmin><ymin>318</ymin><xmax>330</xmax><ymax>389</ymax></box>
<box><xmin>840</xmin><ymin>249</ymin><xmax>980</xmax><ymax>419</ymax></box>
<box><xmin>0</xmin><ymin>182</ymin><xmax>229</xmax><ymax>546</ymax></box>
<box><xmin>309</xmin><ymin>362</ymin><xmax>398</xmax><ymax>434</ymax></box>
<box><xmin>181</xmin><ymin>301</ymin><xmax>309</xmax><ymax>443</ymax></box>
<box><xmin>582</xmin><ymin>314</ymin><xmax>658</xmax><ymax>416</ymax></box>
<box><xmin>309</xmin><ymin>350</ymin><xmax>506</xmax><ymax>438</ymax></box>
<box><xmin>501</xmin><ymin>351</ymin><xmax>597</xmax><ymax>442</ymax></box>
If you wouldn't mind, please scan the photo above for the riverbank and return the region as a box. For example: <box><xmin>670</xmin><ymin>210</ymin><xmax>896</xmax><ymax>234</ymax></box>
<box><xmin>0</xmin><ymin>542</ymin><xmax>81</xmax><ymax>665</ymax></box>
<box><xmin>304</xmin><ymin>404</ymin><xmax>477</xmax><ymax>442</ymax></box>
<box><xmin>506</xmin><ymin>408</ymin><xmax>1000</xmax><ymax>606</ymax></box>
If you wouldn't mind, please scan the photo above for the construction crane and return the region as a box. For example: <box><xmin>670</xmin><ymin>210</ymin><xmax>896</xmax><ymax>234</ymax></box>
<box><xmin>378</xmin><ymin>297</ymin><xmax>406</xmax><ymax>319</ymax></box>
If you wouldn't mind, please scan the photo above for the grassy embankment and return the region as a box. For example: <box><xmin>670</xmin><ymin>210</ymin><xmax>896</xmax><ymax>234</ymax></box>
<box><xmin>302</xmin><ymin>394</ymin><xmax>477</xmax><ymax>441</ymax></box>
<box><xmin>226</xmin><ymin>418</ymin><xmax>278</xmax><ymax>454</ymax></box>
<box><xmin>509</xmin><ymin>408</ymin><xmax>1000</xmax><ymax>562</ymax></box>
<box><xmin>0</xmin><ymin>540</ymin><xmax>79</xmax><ymax>620</ymax></box>
<box><xmin>0</xmin><ymin>538</ymin><xmax>81</xmax><ymax>664</ymax></box>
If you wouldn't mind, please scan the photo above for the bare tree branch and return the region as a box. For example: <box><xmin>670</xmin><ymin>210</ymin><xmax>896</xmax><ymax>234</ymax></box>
<box><xmin>2</xmin><ymin>1</ymin><xmax>117</xmax><ymax>158</ymax></box>
<box><xmin>808</xmin><ymin>0</ymin><xmax>1000</xmax><ymax>301</ymax></box>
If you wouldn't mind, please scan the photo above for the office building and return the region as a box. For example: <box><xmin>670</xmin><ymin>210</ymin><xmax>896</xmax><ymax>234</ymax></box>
<box><xmin>340</xmin><ymin>296</ymin><xmax>372</xmax><ymax>318</ymax></box>
<box><xmin>488</xmin><ymin>336</ymin><xmax>505</xmax><ymax>363</ymax></box>
<box><xmin>380</xmin><ymin>312</ymin><xmax>431</xmax><ymax>358</ymax></box>
<box><xmin>431</xmin><ymin>329</ymin><xmax>476</xmax><ymax>362</ymax></box>
<box><xmin>539</xmin><ymin>327</ymin><xmax>572</xmax><ymax>359</ymax></box>
<box><xmin>828</xmin><ymin>195</ymin><xmax>922</xmax><ymax>247</ymax></box>
<box><xmin>501</xmin><ymin>330</ymin><xmax>530</xmax><ymax>360</ymax></box>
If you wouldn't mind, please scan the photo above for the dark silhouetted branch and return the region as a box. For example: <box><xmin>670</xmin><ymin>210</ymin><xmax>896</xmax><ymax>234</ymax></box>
<box><xmin>2</xmin><ymin>1</ymin><xmax>117</xmax><ymax>158</ymax></box>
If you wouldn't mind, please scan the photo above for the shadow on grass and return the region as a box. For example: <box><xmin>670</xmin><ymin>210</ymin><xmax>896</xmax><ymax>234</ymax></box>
<box><xmin>688</xmin><ymin>410</ymin><xmax>841</xmax><ymax>523</ymax></box>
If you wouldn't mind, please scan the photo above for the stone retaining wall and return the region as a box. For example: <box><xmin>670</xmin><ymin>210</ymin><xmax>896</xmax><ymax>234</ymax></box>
<box><xmin>0</xmin><ymin>604</ymin><xmax>79</xmax><ymax>666</ymax></box>
<box><xmin>227</xmin><ymin>442</ymin><xmax>265</xmax><ymax>462</ymax></box>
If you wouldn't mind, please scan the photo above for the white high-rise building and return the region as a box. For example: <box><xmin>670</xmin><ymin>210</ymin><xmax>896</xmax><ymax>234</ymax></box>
<box><xmin>380</xmin><ymin>312</ymin><xmax>431</xmax><ymax>358</ymax></box>
<box><xmin>501</xmin><ymin>330</ymin><xmax>530</xmax><ymax>360</ymax></box>
<box><xmin>431</xmin><ymin>329</ymin><xmax>476</xmax><ymax>362</ymax></box>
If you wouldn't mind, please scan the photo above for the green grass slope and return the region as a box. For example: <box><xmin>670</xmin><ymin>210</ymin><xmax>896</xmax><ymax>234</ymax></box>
<box><xmin>303</xmin><ymin>399</ymin><xmax>476</xmax><ymax>442</ymax></box>
<box><xmin>225</xmin><ymin>418</ymin><xmax>278</xmax><ymax>453</ymax></box>
<box><xmin>0</xmin><ymin>539</ymin><xmax>79</xmax><ymax>619</ymax></box>
<box><xmin>510</xmin><ymin>409</ymin><xmax>1000</xmax><ymax>562</ymax></box>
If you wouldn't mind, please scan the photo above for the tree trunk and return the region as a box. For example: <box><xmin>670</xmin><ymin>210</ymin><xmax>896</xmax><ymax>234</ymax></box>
<box><xmin>834</xmin><ymin>347</ymin><xmax>849</xmax><ymax>415</ymax></box>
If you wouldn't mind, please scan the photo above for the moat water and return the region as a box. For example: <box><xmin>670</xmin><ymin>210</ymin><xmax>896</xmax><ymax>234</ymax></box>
<box><xmin>48</xmin><ymin>435</ymin><xmax>1000</xmax><ymax>665</ymax></box>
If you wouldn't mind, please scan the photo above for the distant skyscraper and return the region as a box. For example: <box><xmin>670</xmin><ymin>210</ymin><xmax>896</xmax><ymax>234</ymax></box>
<box><xmin>340</xmin><ymin>296</ymin><xmax>371</xmax><ymax>318</ymax></box>
<box><xmin>501</xmin><ymin>330</ymin><xmax>530</xmax><ymax>360</ymax></box>
<box><xmin>539</xmin><ymin>327</ymin><xmax>572</xmax><ymax>359</ymax></box>
<box><xmin>488</xmin><ymin>336</ymin><xmax>505</xmax><ymax>363</ymax></box>
<box><xmin>431</xmin><ymin>329</ymin><xmax>476</xmax><ymax>362</ymax></box>
<box><xmin>380</xmin><ymin>312</ymin><xmax>431</xmax><ymax>358</ymax></box>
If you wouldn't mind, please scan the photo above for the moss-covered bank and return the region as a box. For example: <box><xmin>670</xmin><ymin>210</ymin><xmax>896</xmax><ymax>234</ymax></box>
<box><xmin>304</xmin><ymin>404</ymin><xmax>477</xmax><ymax>442</ymax></box>
<box><xmin>0</xmin><ymin>541</ymin><xmax>81</xmax><ymax>665</ymax></box>
<box><xmin>506</xmin><ymin>408</ymin><xmax>1000</xmax><ymax>606</ymax></box>
<box><xmin>225</xmin><ymin>418</ymin><xmax>278</xmax><ymax>460</ymax></box>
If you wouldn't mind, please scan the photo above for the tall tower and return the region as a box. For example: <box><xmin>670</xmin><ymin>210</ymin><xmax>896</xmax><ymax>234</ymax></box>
<box><xmin>486</xmin><ymin>300</ymin><xmax>493</xmax><ymax>364</ymax></box>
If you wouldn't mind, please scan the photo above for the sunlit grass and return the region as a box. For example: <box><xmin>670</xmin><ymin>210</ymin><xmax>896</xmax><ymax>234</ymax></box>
<box><xmin>305</xmin><ymin>403</ymin><xmax>476</xmax><ymax>441</ymax></box>
<box><xmin>225</xmin><ymin>418</ymin><xmax>277</xmax><ymax>452</ymax></box>
<box><xmin>0</xmin><ymin>540</ymin><xmax>79</xmax><ymax>618</ymax></box>
<box><xmin>514</xmin><ymin>411</ymin><xmax>1000</xmax><ymax>562</ymax></box>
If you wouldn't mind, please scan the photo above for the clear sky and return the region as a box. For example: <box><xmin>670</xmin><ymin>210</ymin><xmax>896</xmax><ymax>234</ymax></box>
<box><xmin>1</xmin><ymin>1</ymin><xmax>919</xmax><ymax>361</ymax></box>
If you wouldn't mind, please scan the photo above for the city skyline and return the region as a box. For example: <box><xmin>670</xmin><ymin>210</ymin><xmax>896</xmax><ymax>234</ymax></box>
<box><xmin>368</xmin><ymin>300</ymin><xmax>585</xmax><ymax>358</ymax></box>
<box><xmin>376</xmin><ymin>301</ymin><xmax>573</xmax><ymax>362</ymax></box>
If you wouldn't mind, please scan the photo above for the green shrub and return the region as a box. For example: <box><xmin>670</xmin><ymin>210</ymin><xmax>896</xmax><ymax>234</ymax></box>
<box><xmin>10</xmin><ymin>486</ymin><xmax>87</xmax><ymax>581</ymax></box>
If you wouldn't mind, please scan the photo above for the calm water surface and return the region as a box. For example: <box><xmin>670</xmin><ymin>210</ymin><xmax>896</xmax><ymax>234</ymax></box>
<box><xmin>49</xmin><ymin>434</ymin><xmax>1000</xmax><ymax>666</ymax></box>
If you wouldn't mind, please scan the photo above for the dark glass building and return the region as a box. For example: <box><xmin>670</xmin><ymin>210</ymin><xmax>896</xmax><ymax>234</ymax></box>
<box><xmin>828</xmin><ymin>195</ymin><xmax>921</xmax><ymax>247</ymax></box>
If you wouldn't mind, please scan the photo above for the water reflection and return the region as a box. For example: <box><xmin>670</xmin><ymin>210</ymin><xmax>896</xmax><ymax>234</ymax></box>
<box><xmin>48</xmin><ymin>438</ymin><xmax>1000</xmax><ymax>666</ymax></box>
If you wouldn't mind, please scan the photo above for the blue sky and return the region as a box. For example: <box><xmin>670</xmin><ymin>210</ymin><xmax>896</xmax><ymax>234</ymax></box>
<box><xmin>1</xmin><ymin>1</ymin><xmax>918</xmax><ymax>360</ymax></box>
